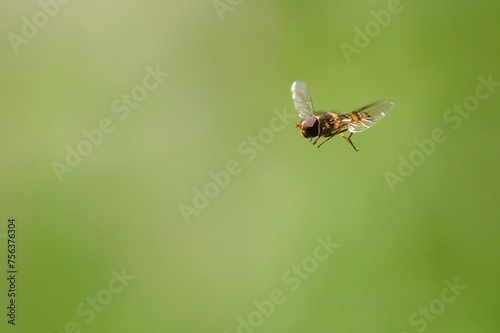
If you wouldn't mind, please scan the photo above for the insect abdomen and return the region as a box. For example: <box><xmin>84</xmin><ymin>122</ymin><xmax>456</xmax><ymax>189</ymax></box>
<box><xmin>347</xmin><ymin>111</ymin><xmax>371</xmax><ymax>123</ymax></box>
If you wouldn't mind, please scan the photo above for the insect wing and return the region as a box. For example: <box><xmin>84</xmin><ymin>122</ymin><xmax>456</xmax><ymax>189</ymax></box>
<box><xmin>347</xmin><ymin>99</ymin><xmax>394</xmax><ymax>133</ymax></box>
<box><xmin>291</xmin><ymin>80</ymin><xmax>314</xmax><ymax>117</ymax></box>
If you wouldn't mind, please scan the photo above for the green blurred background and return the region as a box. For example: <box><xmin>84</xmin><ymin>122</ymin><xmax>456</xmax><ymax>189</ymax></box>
<box><xmin>1</xmin><ymin>0</ymin><xmax>499</xmax><ymax>332</ymax></box>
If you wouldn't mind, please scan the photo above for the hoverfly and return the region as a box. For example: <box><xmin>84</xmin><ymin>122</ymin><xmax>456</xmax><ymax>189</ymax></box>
<box><xmin>291</xmin><ymin>80</ymin><xmax>394</xmax><ymax>151</ymax></box>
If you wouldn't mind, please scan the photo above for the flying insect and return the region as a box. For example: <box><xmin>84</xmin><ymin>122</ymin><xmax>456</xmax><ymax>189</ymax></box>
<box><xmin>291</xmin><ymin>80</ymin><xmax>394</xmax><ymax>151</ymax></box>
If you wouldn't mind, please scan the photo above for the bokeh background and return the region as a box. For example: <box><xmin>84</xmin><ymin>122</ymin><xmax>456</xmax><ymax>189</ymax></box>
<box><xmin>1</xmin><ymin>0</ymin><xmax>499</xmax><ymax>332</ymax></box>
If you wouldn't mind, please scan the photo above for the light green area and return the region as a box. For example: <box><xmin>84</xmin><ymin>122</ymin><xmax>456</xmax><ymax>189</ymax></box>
<box><xmin>1</xmin><ymin>0</ymin><xmax>499</xmax><ymax>332</ymax></box>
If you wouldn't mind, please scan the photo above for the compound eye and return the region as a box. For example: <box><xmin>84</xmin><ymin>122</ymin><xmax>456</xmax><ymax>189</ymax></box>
<box><xmin>304</xmin><ymin>116</ymin><xmax>319</xmax><ymax>138</ymax></box>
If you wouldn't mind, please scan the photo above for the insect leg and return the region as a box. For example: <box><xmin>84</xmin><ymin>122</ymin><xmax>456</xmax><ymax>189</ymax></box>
<box><xmin>316</xmin><ymin>127</ymin><xmax>349</xmax><ymax>148</ymax></box>
<box><xmin>317</xmin><ymin>135</ymin><xmax>335</xmax><ymax>148</ymax></box>
<box><xmin>341</xmin><ymin>133</ymin><xmax>359</xmax><ymax>152</ymax></box>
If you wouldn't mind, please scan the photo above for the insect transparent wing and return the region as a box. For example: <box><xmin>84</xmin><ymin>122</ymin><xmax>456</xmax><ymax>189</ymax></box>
<box><xmin>291</xmin><ymin>80</ymin><xmax>314</xmax><ymax>117</ymax></box>
<box><xmin>347</xmin><ymin>99</ymin><xmax>394</xmax><ymax>133</ymax></box>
